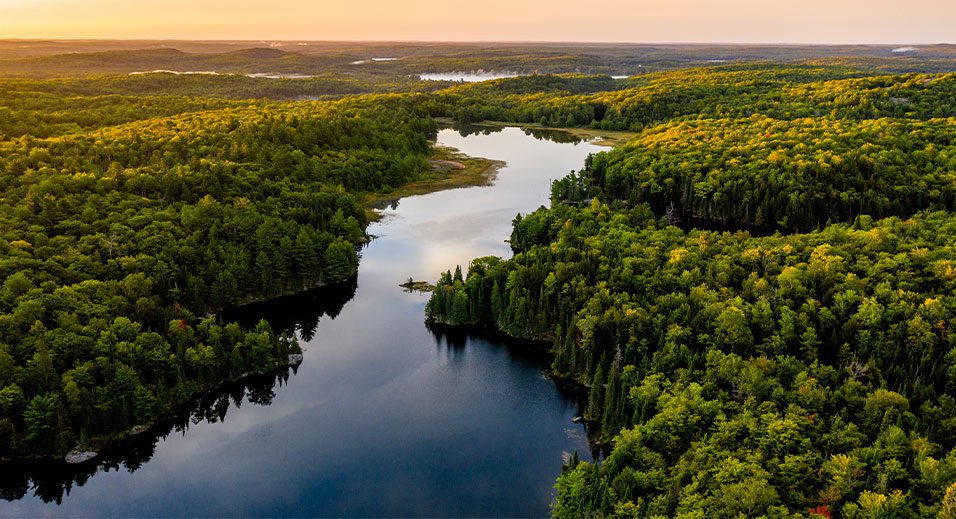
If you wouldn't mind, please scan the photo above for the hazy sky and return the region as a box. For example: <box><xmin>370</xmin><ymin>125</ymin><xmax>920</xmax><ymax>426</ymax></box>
<box><xmin>1</xmin><ymin>0</ymin><xmax>954</xmax><ymax>43</ymax></box>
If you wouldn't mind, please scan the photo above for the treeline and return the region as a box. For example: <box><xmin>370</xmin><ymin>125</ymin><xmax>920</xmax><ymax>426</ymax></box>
<box><xmin>429</xmin><ymin>204</ymin><xmax>956</xmax><ymax>517</ymax></box>
<box><xmin>1</xmin><ymin>366</ymin><xmax>297</xmax><ymax>504</ymax></box>
<box><xmin>0</xmin><ymin>73</ymin><xmax>452</xmax><ymax>123</ymax></box>
<box><xmin>426</xmin><ymin>65</ymin><xmax>956</xmax><ymax>516</ymax></box>
<box><xmin>0</xmin><ymin>93</ymin><xmax>434</xmax><ymax>458</ymax></box>
<box><xmin>417</xmin><ymin>67</ymin><xmax>956</xmax><ymax>130</ymax></box>
<box><xmin>0</xmin><ymin>47</ymin><xmax>350</xmax><ymax>78</ymax></box>
<box><xmin>564</xmin><ymin>116</ymin><xmax>956</xmax><ymax>231</ymax></box>
<box><xmin>0</xmin><ymin>88</ymin><xmax>246</xmax><ymax>139</ymax></box>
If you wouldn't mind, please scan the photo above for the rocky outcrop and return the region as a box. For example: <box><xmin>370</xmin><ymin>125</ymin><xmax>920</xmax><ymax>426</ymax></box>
<box><xmin>65</xmin><ymin>450</ymin><xmax>98</xmax><ymax>464</ymax></box>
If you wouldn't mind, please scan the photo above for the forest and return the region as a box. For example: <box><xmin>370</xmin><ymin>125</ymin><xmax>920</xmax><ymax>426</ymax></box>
<box><xmin>5</xmin><ymin>39</ymin><xmax>956</xmax><ymax>516</ymax></box>
<box><xmin>0</xmin><ymin>89</ymin><xmax>434</xmax><ymax>459</ymax></box>
<box><xmin>426</xmin><ymin>65</ymin><xmax>956</xmax><ymax>516</ymax></box>
<box><xmin>423</xmin><ymin>67</ymin><xmax>956</xmax><ymax>129</ymax></box>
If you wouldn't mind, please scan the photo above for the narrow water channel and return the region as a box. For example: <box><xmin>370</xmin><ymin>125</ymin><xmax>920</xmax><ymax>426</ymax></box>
<box><xmin>3</xmin><ymin>125</ymin><xmax>609</xmax><ymax>517</ymax></box>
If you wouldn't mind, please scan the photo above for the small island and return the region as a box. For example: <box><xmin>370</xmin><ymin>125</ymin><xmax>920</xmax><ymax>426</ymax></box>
<box><xmin>399</xmin><ymin>278</ymin><xmax>435</xmax><ymax>292</ymax></box>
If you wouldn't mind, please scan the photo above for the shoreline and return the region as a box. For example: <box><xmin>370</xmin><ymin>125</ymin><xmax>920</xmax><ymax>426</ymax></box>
<box><xmin>424</xmin><ymin>320</ymin><xmax>606</xmax><ymax>452</ymax></box>
<box><xmin>5</xmin><ymin>123</ymin><xmax>626</xmax><ymax>466</ymax></box>
<box><xmin>432</xmin><ymin>117</ymin><xmax>639</xmax><ymax>147</ymax></box>
<box><xmin>0</xmin><ymin>354</ymin><xmax>305</xmax><ymax>465</ymax></box>
<box><xmin>364</xmin><ymin>120</ymin><xmax>633</xmax><ymax>221</ymax></box>
<box><xmin>363</xmin><ymin>145</ymin><xmax>504</xmax><ymax>221</ymax></box>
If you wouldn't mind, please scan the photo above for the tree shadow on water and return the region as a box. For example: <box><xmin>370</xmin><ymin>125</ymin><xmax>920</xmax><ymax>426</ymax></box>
<box><xmin>221</xmin><ymin>276</ymin><xmax>358</xmax><ymax>340</ymax></box>
<box><xmin>0</xmin><ymin>368</ymin><xmax>295</xmax><ymax>504</ymax></box>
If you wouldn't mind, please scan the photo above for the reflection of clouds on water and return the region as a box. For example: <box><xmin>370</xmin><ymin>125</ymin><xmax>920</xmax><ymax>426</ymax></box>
<box><xmin>5</xmin><ymin>124</ymin><xmax>605</xmax><ymax>517</ymax></box>
<box><xmin>565</xmin><ymin>428</ymin><xmax>588</xmax><ymax>442</ymax></box>
<box><xmin>363</xmin><ymin>127</ymin><xmax>607</xmax><ymax>280</ymax></box>
<box><xmin>408</xmin><ymin>208</ymin><xmax>516</xmax><ymax>241</ymax></box>
<box><xmin>562</xmin><ymin>451</ymin><xmax>573</xmax><ymax>464</ymax></box>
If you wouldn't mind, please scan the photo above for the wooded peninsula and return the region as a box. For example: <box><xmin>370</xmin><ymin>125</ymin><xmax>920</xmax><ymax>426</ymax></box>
<box><xmin>2</xmin><ymin>41</ymin><xmax>956</xmax><ymax>517</ymax></box>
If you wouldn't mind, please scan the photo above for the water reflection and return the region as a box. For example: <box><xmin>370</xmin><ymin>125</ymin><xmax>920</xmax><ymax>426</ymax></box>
<box><xmin>0</xmin><ymin>369</ymin><xmax>295</xmax><ymax>505</ymax></box>
<box><xmin>222</xmin><ymin>276</ymin><xmax>358</xmax><ymax>339</ymax></box>
<box><xmin>453</xmin><ymin>122</ymin><xmax>584</xmax><ymax>144</ymax></box>
<box><xmin>2</xmin><ymin>124</ymin><xmax>607</xmax><ymax>517</ymax></box>
<box><xmin>430</xmin><ymin>324</ymin><xmax>550</xmax><ymax>368</ymax></box>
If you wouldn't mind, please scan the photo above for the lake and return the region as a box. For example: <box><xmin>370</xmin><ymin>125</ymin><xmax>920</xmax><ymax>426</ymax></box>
<box><xmin>2</xmin><ymin>125</ymin><xmax>609</xmax><ymax>517</ymax></box>
<box><xmin>419</xmin><ymin>71</ymin><xmax>521</xmax><ymax>82</ymax></box>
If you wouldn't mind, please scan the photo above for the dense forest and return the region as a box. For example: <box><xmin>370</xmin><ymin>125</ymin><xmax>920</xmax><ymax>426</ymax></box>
<box><xmin>0</xmin><ymin>91</ymin><xmax>434</xmax><ymax>459</ymax></box>
<box><xmin>422</xmin><ymin>67</ymin><xmax>956</xmax><ymax>129</ymax></box>
<box><xmin>0</xmin><ymin>276</ymin><xmax>357</xmax><ymax>503</ymax></box>
<box><xmin>427</xmin><ymin>66</ymin><xmax>956</xmax><ymax>516</ymax></box>
<box><xmin>6</xmin><ymin>40</ymin><xmax>956</xmax><ymax>515</ymax></box>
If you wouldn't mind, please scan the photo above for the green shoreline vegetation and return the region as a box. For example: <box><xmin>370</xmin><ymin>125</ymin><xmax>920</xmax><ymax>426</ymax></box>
<box><xmin>0</xmin><ymin>92</ymin><xmax>435</xmax><ymax>461</ymax></box>
<box><xmin>363</xmin><ymin>144</ymin><xmax>504</xmax><ymax>221</ymax></box>
<box><xmin>426</xmin><ymin>68</ymin><xmax>956</xmax><ymax>516</ymax></box>
<box><xmin>4</xmin><ymin>41</ymin><xmax>956</xmax><ymax>517</ymax></box>
<box><xmin>467</xmin><ymin>120</ymin><xmax>639</xmax><ymax>147</ymax></box>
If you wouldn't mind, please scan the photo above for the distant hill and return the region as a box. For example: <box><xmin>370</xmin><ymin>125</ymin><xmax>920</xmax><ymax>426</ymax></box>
<box><xmin>0</xmin><ymin>47</ymin><xmax>353</xmax><ymax>78</ymax></box>
<box><xmin>2</xmin><ymin>42</ymin><xmax>956</xmax><ymax>78</ymax></box>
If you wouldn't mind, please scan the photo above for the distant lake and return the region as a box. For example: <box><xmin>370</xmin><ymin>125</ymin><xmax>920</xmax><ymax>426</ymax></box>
<box><xmin>350</xmin><ymin>57</ymin><xmax>399</xmax><ymax>64</ymax></box>
<box><xmin>2</xmin><ymin>125</ymin><xmax>609</xmax><ymax>517</ymax></box>
<box><xmin>127</xmin><ymin>71</ymin><xmax>317</xmax><ymax>79</ymax></box>
<box><xmin>419</xmin><ymin>71</ymin><xmax>522</xmax><ymax>82</ymax></box>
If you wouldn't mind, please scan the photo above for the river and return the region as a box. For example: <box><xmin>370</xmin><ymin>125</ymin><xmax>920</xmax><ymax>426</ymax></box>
<box><xmin>3</xmin><ymin>125</ymin><xmax>609</xmax><ymax>517</ymax></box>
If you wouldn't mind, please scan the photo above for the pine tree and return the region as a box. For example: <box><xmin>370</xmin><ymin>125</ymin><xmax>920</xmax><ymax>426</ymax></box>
<box><xmin>602</xmin><ymin>362</ymin><xmax>621</xmax><ymax>432</ymax></box>
<box><xmin>587</xmin><ymin>364</ymin><xmax>605</xmax><ymax>421</ymax></box>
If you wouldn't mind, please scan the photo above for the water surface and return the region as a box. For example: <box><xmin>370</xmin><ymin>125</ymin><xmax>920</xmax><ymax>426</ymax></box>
<box><xmin>419</xmin><ymin>71</ymin><xmax>521</xmax><ymax>82</ymax></box>
<box><xmin>3</xmin><ymin>126</ymin><xmax>608</xmax><ymax>517</ymax></box>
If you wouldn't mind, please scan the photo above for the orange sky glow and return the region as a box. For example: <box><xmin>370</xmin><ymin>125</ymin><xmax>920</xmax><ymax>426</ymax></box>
<box><xmin>0</xmin><ymin>0</ymin><xmax>954</xmax><ymax>43</ymax></box>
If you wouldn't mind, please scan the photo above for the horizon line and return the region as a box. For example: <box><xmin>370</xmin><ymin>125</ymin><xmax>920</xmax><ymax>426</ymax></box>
<box><xmin>1</xmin><ymin>38</ymin><xmax>954</xmax><ymax>47</ymax></box>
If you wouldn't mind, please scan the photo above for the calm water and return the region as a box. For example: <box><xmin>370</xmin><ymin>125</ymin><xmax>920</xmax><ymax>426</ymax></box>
<box><xmin>419</xmin><ymin>71</ymin><xmax>521</xmax><ymax>82</ymax></box>
<box><xmin>3</xmin><ymin>126</ymin><xmax>608</xmax><ymax>517</ymax></box>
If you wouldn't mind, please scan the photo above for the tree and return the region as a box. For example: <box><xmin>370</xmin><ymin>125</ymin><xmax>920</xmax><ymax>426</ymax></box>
<box><xmin>23</xmin><ymin>394</ymin><xmax>57</xmax><ymax>452</ymax></box>
<box><xmin>323</xmin><ymin>239</ymin><xmax>356</xmax><ymax>283</ymax></box>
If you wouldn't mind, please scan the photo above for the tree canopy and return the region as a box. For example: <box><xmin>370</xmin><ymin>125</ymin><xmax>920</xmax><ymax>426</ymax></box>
<box><xmin>427</xmin><ymin>65</ymin><xmax>956</xmax><ymax>517</ymax></box>
<box><xmin>0</xmin><ymin>91</ymin><xmax>434</xmax><ymax>458</ymax></box>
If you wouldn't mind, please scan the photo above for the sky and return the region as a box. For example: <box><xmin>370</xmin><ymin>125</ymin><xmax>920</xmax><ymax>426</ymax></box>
<box><xmin>0</xmin><ymin>0</ymin><xmax>954</xmax><ymax>43</ymax></box>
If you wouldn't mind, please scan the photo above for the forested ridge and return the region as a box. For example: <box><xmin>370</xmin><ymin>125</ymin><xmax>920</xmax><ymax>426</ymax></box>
<box><xmin>427</xmin><ymin>67</ymin><xmax>956</xmax><ymax>516</ymax></box>
<box><xmin>0</xmin><ymin>92</ymin><xmax>433</xmax><ymax>459</ymax></box>
<box><xmin>422</xmin><ymin>67</ymin><xmax>956</xmax><ymax>130</ymax></box>
<box><xmin>571</xmin><ymin>116</ymin><xmax>956</xmax><ymax>231</ymax></box>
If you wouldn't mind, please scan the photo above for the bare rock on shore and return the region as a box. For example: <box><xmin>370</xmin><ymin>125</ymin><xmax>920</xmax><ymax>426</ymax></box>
<box><xmin>65</xmin><ymin>450</ymin><xmax>98</xmax><ymax>464</ymax></box>
<box><xmin>428</xmin><ymin>159</ymin><xmax>467</xmax><ymax>172</ymax></box>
